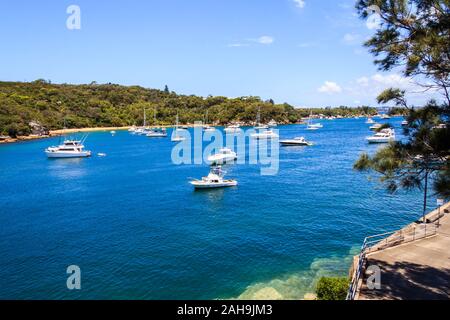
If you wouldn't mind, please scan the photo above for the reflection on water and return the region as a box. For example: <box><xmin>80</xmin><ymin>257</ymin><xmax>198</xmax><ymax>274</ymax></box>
<box><xmin>47</xmin><ymin>158</ymin><xmax>88</xmax><ymax>179</ymax></box>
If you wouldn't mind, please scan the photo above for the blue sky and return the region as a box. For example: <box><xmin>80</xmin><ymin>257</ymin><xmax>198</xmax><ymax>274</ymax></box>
<box><xmin>0</xmin><ymin>0</ymin><xmax>439</xmax><ymax>107</ymax></box>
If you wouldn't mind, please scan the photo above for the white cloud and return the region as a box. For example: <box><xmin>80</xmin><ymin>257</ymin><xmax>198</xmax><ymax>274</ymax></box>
<box><xmin>318</xmin><ymin>81</ymin><xmax>343</xmax><ymax>94</ymax></box>
<box><xmin>297</xmin><ymin>42</ymin><xmax>316</xmax><ymax>48</ymax></box>
<box><xmin>293</xmin><ymin>0</ymin><xmax>306</xmax><ymax>8</ymax></box>
<box><xmin>227</xmin><ymin>43</ymin><xmax>250</xmax><ymax>48</ymax></box>
<box><xmin>228</xmin><ymin>36</ymin><xmax>274</xmax><ymax>48</ymax></box>
<box><xmin>343</xmin><ymin>33</ymin><xmax>359</xmax><ymax>44</ymax></box>
<box><xmin>255</xmin><ymin>36</ymin><xmax>274</xmax><ymax>45</ymax></box>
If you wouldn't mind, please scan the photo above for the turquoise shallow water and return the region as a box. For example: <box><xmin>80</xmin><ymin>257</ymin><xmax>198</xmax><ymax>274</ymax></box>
<box><xmin>0</xmin><ymin>118</ymin><xmax>433</xmax><ymax>299</ymax></box>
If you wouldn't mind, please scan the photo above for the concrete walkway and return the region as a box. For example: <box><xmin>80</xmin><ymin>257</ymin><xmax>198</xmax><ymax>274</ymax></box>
<box><xmin>356</xmin><ymin>205</ymin><xmax>450</xmax><ymax>300</ymax></box>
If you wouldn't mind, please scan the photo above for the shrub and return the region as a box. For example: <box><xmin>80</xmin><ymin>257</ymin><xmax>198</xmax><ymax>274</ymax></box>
<box><xmin>316</xmin><ymin>277</ymin><xmax>349</xmax><ymax>300</ymax></box>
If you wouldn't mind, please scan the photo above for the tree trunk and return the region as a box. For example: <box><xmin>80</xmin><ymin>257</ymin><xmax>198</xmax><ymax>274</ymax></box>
<box><xmin>423</xmin><ymin>170</ymin><xmax>429</xmax><ymax>222</ymax></box>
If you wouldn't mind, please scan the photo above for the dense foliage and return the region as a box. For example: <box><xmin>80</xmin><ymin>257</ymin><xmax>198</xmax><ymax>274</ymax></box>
<box><xmin>0</xmin><ymin>80</ymin><xmax>379</xmax><ymax>137</ymax></box>
<box><xmin>354</xmin><ymin>0</ymin><xmax>450</xmax><ymax>201</ymax></box>
<box><xmin>315</xmin><ymin>277</ymin><xmax>349</xmax><ymax>300</ymax></box>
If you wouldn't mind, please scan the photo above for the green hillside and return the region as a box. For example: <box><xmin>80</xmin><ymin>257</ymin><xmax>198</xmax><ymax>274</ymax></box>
<box><xmin>0</xmin><ymin>80</ymin><xmax>379</xmax><ymax>137</ymax></box>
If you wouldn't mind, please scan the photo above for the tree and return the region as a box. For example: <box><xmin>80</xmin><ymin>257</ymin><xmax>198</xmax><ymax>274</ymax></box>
<box><xmin>164</xmin><ymin>85</ymin><xmax>169</xmax><ymax>93</ymax></box>
<box><xmin>354</xmin><ymin>0</ymin><xmax>450</xmax><ymax>215</ymax></box>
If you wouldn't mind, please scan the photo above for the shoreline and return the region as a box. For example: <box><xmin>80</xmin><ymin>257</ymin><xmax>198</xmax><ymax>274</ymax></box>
<box><xmin>0</xmin><ymin>115</ymin><xmax>406</xmax><ymax>145</ymax></box>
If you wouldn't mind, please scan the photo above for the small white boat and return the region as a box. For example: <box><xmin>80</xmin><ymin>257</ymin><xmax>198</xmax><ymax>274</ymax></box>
<box><xmin>366</xmin><ymin>117</ymin><xmax>375</xmax><ymax>124</ymax></box>
<box><xmin>128</xmin><ymin>126</ymin><xmax>136</xmax><ymax>132</ymax></box>
<box><xmin>380</xmin><ymin>114</ymin><xmax>391</xmax><ymax>120</ymax></box>
<box><xmin>280</xmin><ymin>137</ymin><xmax>313</xmax><ymax>146</ymax></box>
<box><xmin>207</xmin><ymin>148</ymin><xmax>237</xmax><ymax>165</ymax></box>
<box><xmin>251</xmin><ymin>129</ymin><xmax>279</xmax><ymax>140</ymax></box>
<box><xmin>401</xmin><ymin>120</ymin><xmax>408</xmax><ymax>126</ymax></box>
<box><xmin>370</xmin><ymin>123</ymin><xmax>382</xmax><ymax>131</ymax></box>
<box><xmin>203</xmin><ymin>126</ymin><xmax>216</xmax><ymax>132</ymax></box>
<box><xmin>224</xmin><ymin>124</ymin><xmax>242</xmax><ymax>134</ymax></box>
<box><xmin>254</xmin><ymin>106</ymin><xmax>269</xmax><ymax>130</ymax></box>
<box><xmin>203</xmin><ymin>111</ymin><xmax>216</xmax><ymax>132</ymax></box>
<box><xmin>110</xmin><ymin>130</ymin><xmax>116</xmax><ymax>135</ymax></box>
<box><xmin>190</xmin><ymin>167</ymin><xmax>237</xmax><ymax>189</ymax></box>
<box><xmin>307</xmin><ymin>123</ymin><xmax>323</xmax><ymax>130</ymax></box>
<box><xmin>147</xmin><ymin>128</ymin><xmax>167</xmax><ymax>137</ymax></box>
<box><xmin>98</xmin><ymin>153</ymin><xmax>107</xmax><ymax>157</ymax></box>
<box><xmin>171</xmin><ymin>113</ymin><xmax>186</xmax><ymax>142</ymax></box>
<box><xmin>366</xmin><ymin>129</ymin><xmax>395</xmax><ymax>144</ymax></box>
<box><xmin>268</xmin><ymin>119</ymin><xmax>278</xmax><ymax>127</ymax></box>
<box><xmin>45</xmin><ymin>139</ymin><xmax>92</xmax><ymax>158</ymax></box>
<box><xmin>306</xmin><ymin>110</ymin><xmax>323</xmax><ymax>130</ymax></box>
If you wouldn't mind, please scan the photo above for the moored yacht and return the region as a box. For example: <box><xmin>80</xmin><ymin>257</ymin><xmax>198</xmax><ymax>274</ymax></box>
<box><xmin>147</xmin><ymin>128</ymin><xmax>167</xmax><ymax>137</ymax></box>
<box><xmin>190</xmin><ymin>166</ymin><xmax>237</xmax><ymax>189</ymax></box>
<box><xmin>268</xmin><ymin>119</ymin><xmax>278</xmax><ymax>127</ymax></box>
<box><xmin>207</xmin><ymin>148</ymin><xmax>237</xmax><ymax>165</ymax></box>
<box><xmin>147</xmin><ymin>108</ymin><xmax>168</xmax><ymax>137</ymax></box>
<box><xmin>366</xmin><ymin>117</ymin><xmax>375</xmax><ymax>124</ymax></box>
<box><xmin>45</xmin><ymin>138</ymin><xmax>92</xmax><ymax>158</ymax></box>
<box><xmin>280</xmin><ymin>137</ymin><xmax>313</xmax><ymax>146</ymax></box>
<box><xmin>171</xmin><ymin>113</ymin><xmax>186</xmax><ymax>142</ymax></box>
<box><xmin>366</xmin><ymin>128</ymin><xmax>395</xmax><ymax>144</ymax></box>
<box><xmin>251</xmin><ymin>129</ymin><xmax>279</xmax><ymax>140</ymax></box>
<box><xmin>224</xmin><ymin>124</ymin><xmax>242</xmax><ymax>134</ymax></box>
<box><xmin>307</xmin><ymin>110</ymin><xmax>323</xmax><ymax>130</ymax></box>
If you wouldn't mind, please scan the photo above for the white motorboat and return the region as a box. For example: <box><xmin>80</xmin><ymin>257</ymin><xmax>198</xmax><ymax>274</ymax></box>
<box><xmin>401</xmin><ymin>120</ymin><xmax>408</xmax><ymax>126</ymax></box>
<box><xmin>366</xmin><ymin>117</ymin><xmax>375</xmax><ymax>124</ymax></box>
<box><xmin>280</xmin><ymin>137</ymin><xmax>313</xmax><ymax>146</ymax></box>
<box><xmin>366</xmin><ymin>128</ymin><xmax>395</xmax><ymax>144</ymax></box>
<box><xmin>380</xmin><ymin>114</ymin><xmax>391</xmax><ymax>120</ymax></box>
<box><xmin>251</xmin><ymin>129</ymin><xmax>279</xmax><ymax>140</ymax></box>
<box><xmin>224</xmin><ymin>124</ymin><xmax>242</xmax><ymax>134</ymax></box>
<box><xmin>128</xmin><ymin>126</ymin><xmax>136</xmax><ymax>132</ymax></box>
<box><xmin>307</xmin><ymin>123</ymin><xmax>323</xmax><ymax>130</ymax></box>
<box><xmin>110</xmin><ymin>130</ymin><xmax>116</xmax><ymax>136</ymax></box>
<box><xmin>207</xmin><ymin>148</ymin><xmax>237</xmax><ymax>165</ymax></box>
<box><xmin>147</xmin><ymin>128</ymin><xmax>167</xmax><ymax>137</ymax></box>
<box><xmin>45</xmin><ymin>138</ymin><xmax>92</xmax><ymax>158</ymax></box>
<box><xmin>268</xmin><ymin>119</ymin><xmax>278</xmax><ymax>127</ymax></box>
<box><xmin>171</xmin><ymin>113</ymin><xmax>186</xmax><ymax>142</ymax></box>
<box><xmin>190</xmin><ymin>166</ymin><xmax>237</xmax><ymax>189</ymax></box>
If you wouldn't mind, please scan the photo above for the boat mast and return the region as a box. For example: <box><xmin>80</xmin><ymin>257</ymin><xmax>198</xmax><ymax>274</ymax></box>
<box><xmin>143</xmin><ymin>108</ymin><xmax>147</xmax><ymax>127</ymax></box>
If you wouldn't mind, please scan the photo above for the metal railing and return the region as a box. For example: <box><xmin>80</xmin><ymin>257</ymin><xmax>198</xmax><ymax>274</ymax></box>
<box><xmin>346</xmin><ymin>222</ymin><xmax>438</xmax><ymax>300</ymax></box>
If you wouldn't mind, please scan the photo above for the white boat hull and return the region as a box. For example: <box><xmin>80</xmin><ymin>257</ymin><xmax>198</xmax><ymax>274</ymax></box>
<box><xmin>366</xmin><ymin>137</ymin><xmax>394</xmax><ymax>144</ymax></box>
<box><xmin>46</xmin><ymin>151</ymin><xmax>92</xmax><ymax>158</ymax></box>
<box><xmin>280</xmin><ymin>141</ymin><xmax>312</xmax><ymax>146</ymax></box>
<box><xmin>190</xmin><ymin>180</ymin><xmax>238</xmax><ymax>189</ymax></box>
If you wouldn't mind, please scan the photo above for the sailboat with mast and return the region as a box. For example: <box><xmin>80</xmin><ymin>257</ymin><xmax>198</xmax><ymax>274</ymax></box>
<box><xmin>306</xmin><ymin>110</ymin><xmax>323</xmax><ymax>130</ymax></box>
<box><xmin>254</xmin><ymin>106</ymin><xmax>269</xmax><ymax>130</ymax></box>
<box><xmin>146</xmin><ymin>108</ymin><xmax>167</xmax><ymax>137</ymax></box>
<box><xmin>203</xmin><ymin>110</ymin><xmax>216</xmax><ymax>132</ymax></box>
<box><xmin>171</xmin><ymin>113</ymin><xmax>186</xmax><ymax>142</ymax></box>
<box><xmin>133</xmin><ymin>108</ymin><xmax>149</xmax><ymax>135</ymax></box>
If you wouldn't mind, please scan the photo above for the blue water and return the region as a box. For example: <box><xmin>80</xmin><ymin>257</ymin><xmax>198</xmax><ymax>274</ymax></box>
<box><xmin>0</xmin><ymin>118</ymin><xmax>432</xmax><ymax>299</ymax></box>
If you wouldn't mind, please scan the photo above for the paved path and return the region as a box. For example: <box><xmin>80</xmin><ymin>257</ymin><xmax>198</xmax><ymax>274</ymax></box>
<box><xmin>357</xmin><ymin>208</ymin><xmax>450</xmax><ymax>300</ymax></box>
